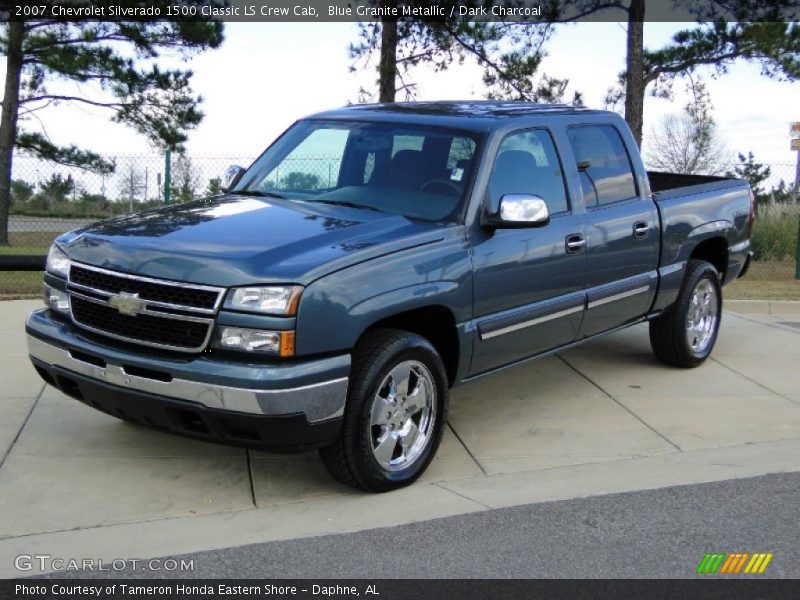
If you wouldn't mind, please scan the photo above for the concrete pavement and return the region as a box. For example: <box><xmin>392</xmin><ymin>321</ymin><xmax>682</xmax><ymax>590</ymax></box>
<box><xmin>1</xmin><ymin>299</ymin><xmax>799</xmax><ymax>577</ymax></box>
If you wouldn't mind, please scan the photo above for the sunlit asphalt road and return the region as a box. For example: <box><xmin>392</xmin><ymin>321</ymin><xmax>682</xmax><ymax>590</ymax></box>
<box><xmin>52</xmin><ymin>472</ymin><xmax>800</xmax><ymax>579</ymax></box>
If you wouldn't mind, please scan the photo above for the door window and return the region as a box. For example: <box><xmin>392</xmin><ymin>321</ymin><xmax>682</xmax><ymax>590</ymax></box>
<box><xmin>566</xmin><ymin>125</ymin><xmax>637</xmax><ymax>207</ymax></box>
<box><xmin>488</xmin><ymin>129</ymin><xmax>569</xmax><ymax>215</ymax></box>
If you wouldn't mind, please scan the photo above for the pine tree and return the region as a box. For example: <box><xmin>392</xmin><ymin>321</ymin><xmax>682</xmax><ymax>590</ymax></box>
<box><xmin>350</xmin><ymin>0</ymin><xmax>581</xmax><ymax>105</ymax></box>
<box><xmin>0</xmin><ymin>10</ymin><xmax>224</xmax><ymax>244</ymax></box>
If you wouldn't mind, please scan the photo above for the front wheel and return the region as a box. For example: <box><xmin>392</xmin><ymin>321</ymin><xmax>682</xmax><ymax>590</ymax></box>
<box><xmin>320</xmin><ymin>328</ymin><xmax>448</xmax><ymax>492</ymax></box>
<box><xmin>649</xmin><ymin>259</ymin><xmax>722</xmax><ymax>368</ymax></box>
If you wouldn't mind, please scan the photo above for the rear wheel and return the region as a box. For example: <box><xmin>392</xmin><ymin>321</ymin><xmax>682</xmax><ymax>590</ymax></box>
<box><xmin>649</xmin><ymin>259</ymin><xmax>722</xmax><ymax>368</ymax></box>
<box><xmin>320</xmin><ymin>328</ymin><xmax>448</xmax><ymax>492</ymax></box>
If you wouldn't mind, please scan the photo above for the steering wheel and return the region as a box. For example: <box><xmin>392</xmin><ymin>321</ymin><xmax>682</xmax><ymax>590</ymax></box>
<box><xmin>420</xmin><ymin>179</ymin><xmax>461</xmax><ymax>196</ymax></box>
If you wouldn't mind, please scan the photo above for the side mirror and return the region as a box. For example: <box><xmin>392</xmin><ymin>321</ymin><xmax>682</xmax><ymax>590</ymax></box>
<box><xmin>220</xmin><ymin>165</ymin><xmax>246</xmax><ymax>193</ymax></box>
<box><xmin>483</xmin><ymin>194</ymin><xmax>550</xmax><ymax>229</ymax></box>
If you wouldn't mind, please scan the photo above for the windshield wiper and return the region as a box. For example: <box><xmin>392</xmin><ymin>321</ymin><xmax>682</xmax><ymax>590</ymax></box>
<box><xmin>307</xmin><ymin>198</ymin><xmax>383</xmax><ymax>212</ymax></box>
<box><xmin>233</xmin><ymin>190</ymin><xmax>286</xmax><ymax>199</ymax></box>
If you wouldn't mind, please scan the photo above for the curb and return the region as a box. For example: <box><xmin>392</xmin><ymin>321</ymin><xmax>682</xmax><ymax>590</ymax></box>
<box><xmin>726</xmin><ymin>299</ymin><xmax>800</xmax><ymax>315</ymax></box>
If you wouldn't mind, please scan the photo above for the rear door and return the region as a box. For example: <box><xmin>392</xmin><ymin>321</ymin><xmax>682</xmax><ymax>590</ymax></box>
<box><xmin>565</xmin><ymin>124</ymin><xmax>659</xmax><ymax>337</ymax></box>
<box><xmin>469</xmin><ymin>128</ymin><xmax>586</xmax><ymax>375</ymax></box>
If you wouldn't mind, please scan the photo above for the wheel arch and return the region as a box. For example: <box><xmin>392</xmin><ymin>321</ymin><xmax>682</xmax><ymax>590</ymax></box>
<box><xmin>357</xmin><ymin>305</ymin><xmax>461</xmax><ymax>387</ymax></box>
<box><xmin>688</xmin><ymin>236</ymin><xmax>728</xmax><ymax>280</ymax></box>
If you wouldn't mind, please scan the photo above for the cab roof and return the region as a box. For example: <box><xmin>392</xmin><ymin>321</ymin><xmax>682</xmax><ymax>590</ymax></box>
<box><xmin>306</xmin><ymin>101</ymin><xmax>606</xmax><ymax>133</ymax></box>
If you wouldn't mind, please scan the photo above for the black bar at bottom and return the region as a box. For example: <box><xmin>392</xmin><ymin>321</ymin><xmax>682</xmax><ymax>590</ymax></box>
<box><xmin>4</xmin><ymin>579</ymin><xmax>800</xmax><ymax>600</ymax></box>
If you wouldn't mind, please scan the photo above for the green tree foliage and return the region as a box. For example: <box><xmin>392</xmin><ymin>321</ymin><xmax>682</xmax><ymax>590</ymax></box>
<box><xmin>646</xmin><ymin>21</ymin><xmax>800</xmax><ymax>100</ymax></box>
<box><xmin>37</xmin><ymin>173</ymin><xmax>75</xmax><ymax>208</ymax></box>
<box><xmin>281</xmin><ymin>172</ymin><xmax>321</xmax><ymax>190</ymax></box>
<box><xmin>170</xmin><ymin>155</ymin><xmax>201</xmax><ymax>203</ymax></box>
<box><xmin>0</xmin><ymin>9</ymin><xmax>225</xmax><ymax>243</ymax></box>
<box><xmin>206</xmin><ymin>177</ymin><xmax>222</xmax><ymax>196</ymax></box>
<box><xmin>766</xmin><ymin>179</ymin><xmax>799</xmax><ymax>203</ymax></box>
<box><xmin>9</xmin><ymin>179</ymin><xmax>34</xmax><ymax>206</ymax></box>
<box><xmin>39</xmin><ymin>173</ymin><xmax>74</xmax><ymax>202</ymax></box>
<box><xmin>594</xmin><ymin>2</ymin><xmax>800</xmax><ymax>146</ymax></box>
<box><xmin>350</xmin><ymin>1</ymin><xmax>581</xmax><ymax>104</ymax></box>
<box><xmin>74</xmin><ymin>190</ymin><xmax>111</xmax><ymax>217</ymax></box>
<box><xmin>726</xmin><ymin>152</ymin><xmax>773</xmax><ymax>202</ymax></box>
<box><xmin>355</xmin><ymin>1</ymin><xmax>797</xmax><ymax>144</ymax></box>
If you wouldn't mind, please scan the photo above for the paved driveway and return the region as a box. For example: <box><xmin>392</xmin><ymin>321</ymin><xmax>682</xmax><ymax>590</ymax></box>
<box><xmin>0</xmin><ymin>299</ymin><xmax>799</xmax><ymax>577</ymax></box>
<box><xmin>7</xmin><ymin>215</ymin><xmax>96</xmax><ymax>233</ymax></box>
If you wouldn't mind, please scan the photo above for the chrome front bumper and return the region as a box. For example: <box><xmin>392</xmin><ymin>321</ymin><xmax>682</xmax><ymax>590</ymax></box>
<box><xmin>26</xmin><ymin>311</ymin><xmax>350</xmax><ymax>423</ymax></box>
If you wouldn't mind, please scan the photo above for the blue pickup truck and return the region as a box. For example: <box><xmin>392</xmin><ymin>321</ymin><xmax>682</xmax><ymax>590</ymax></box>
<box><xmin>27</xmin><ymin>102</ymin><xmax>753</xmax><ymax>491</ymax></box>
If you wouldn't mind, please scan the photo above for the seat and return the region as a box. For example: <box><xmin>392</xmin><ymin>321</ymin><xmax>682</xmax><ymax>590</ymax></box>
<box><xmin>370</xmin><ymin>150</ymin><xmax>433</xmax><ymax>190</ymax></box>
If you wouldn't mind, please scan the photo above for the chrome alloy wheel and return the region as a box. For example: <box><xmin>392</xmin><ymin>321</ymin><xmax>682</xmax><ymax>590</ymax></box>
<box><xmin>369</xmin><ymin>360</ymin><xmax>436</xmax><ymax>472</ymax></box>
<box><xmin>686</xmin><ymin>279</ymin><xmax>718</xmax><ymax>355</ymax></box>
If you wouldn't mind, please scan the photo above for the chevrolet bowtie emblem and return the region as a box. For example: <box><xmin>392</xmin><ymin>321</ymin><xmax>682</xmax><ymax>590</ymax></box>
<box><xmin>108</xmin><ymin>292</ymin><xmax>145</xmax><ymax>316</ymax></box>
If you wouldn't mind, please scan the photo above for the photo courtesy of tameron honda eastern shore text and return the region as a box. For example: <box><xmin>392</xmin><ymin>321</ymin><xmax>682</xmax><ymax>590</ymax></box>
<box><xmin>26</xmin><ymin>102</ymin><xmax>754</xmax><ymax>492</ymax></box>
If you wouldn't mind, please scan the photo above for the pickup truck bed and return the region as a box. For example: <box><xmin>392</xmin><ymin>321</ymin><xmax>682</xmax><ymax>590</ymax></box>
<box><xmin>649</xmin><ymin>172</ymin><xmax>752</xmax><ymax>291</ymax></box>
<box><xmin>647</xmin><ymin>171</ymin><xmax>731</xmax><ymax>194</ymax></box>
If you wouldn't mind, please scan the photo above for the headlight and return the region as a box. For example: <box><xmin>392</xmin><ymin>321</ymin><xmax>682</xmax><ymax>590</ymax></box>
<box><xmin>224</xmin><ymin>286</ymin><xmax>303</xmax><ymax>316</ymax></box>
<box><xmin>214</xmin><ymin>327</ymin><xmax>295</xmax><ymax>356</ymax></box>
<box><xmin>44</xmin><ymin>284</ymin><xmax>70</xmax><ymax>314</ymax></box>
<box><xmin>46</xmin><ymin>245</ymin><xmax>70</xmax><ymax>279</ymax></box>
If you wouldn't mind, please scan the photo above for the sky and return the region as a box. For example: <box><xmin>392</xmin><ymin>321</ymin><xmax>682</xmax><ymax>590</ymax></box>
<box><xmin>6</xmin><ymin>22</ymin><xmax>800</xmax><ymax>179</ymax></box>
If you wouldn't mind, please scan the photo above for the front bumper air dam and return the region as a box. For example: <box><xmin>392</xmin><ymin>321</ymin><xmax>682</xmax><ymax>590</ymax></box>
<box><xmin>26</xmin><ymin>310</ymin><xmax>350</xmax><ymax>452</ymax></box>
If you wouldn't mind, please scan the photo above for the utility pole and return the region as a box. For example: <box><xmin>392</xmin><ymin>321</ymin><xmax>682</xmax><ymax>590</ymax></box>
<box><xmin>792</xmin><ymin>122</ymin><xmax>800</xmax><ymax>279</ymax></box>
<box><xmin>164</xmin><ymin>150</ymin><xmax>172</xmax><ymax>205</ymax></box>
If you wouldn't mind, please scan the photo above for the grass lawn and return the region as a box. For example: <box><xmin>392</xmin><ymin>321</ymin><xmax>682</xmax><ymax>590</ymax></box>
<box><xmin>0</xmin><ymin>271</ymin><xmax>43</xmax><ymax>297</ymax></box>
<box><xmin>726</xmin><ymin>261</ymin><xmax>800</xmax><ymax>301</ymax></box>
<box><xmin>0</xmin><ymin>231</ymin><xmax>57</xmax><ymax>255</ymax></box>
<box><xmin>0</xmin><ymin>232</ymin><xmax>52</xmax><ymax>297</ymax></box>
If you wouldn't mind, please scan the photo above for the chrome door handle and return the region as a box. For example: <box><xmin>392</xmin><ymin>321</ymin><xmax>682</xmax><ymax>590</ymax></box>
<box><xmin>633</xmin><ymin>222</ymin><xmax>649</xmax><ymax>239</ymax></box>
<box><xmin>565</xmin><ymin>234</ymin><xmax>585</xmax><ymax>254</ymax></box>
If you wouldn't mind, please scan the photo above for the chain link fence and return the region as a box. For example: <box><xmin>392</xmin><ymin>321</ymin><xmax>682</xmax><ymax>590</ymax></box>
<box><xmin>1</xmin><ymin>154</ymin><xmax>251</xmax><ymax>296</ymax></box>
<box><xmin>1</xmin><ymin>154</ymin><xmax>798</xmax><ymax>298</ymax></box>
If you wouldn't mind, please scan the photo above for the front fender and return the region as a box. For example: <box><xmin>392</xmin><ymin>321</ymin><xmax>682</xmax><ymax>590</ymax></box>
<box><xmin>349</xmin><ymin>282</ymin><xmax>459</xmax><ymax>318</ymax></box>
<box><xmin>294</xmin><ymin>229</ymin><xmax>473</xmax><ymax>357</ymax></box>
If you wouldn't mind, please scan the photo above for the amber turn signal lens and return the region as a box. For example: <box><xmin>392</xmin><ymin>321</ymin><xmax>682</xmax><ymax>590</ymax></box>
<box><xmin>279</xmin><ymin>331</ymin><xmax>296</xmax><ymax>357</ymax></box>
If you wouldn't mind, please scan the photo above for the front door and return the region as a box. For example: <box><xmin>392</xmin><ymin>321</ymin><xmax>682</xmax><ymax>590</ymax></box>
<box><xmin>469</xmin><ymin>128</ymin><xmax>586</xmax><ymax>375</ymax></box>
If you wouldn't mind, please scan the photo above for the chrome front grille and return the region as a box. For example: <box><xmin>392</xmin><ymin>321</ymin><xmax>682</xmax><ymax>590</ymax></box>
<box><xmin>69</xmin><ymin>264</ymin><xmax>221</xmax><ymax>312</ymax></box>
<box><xmin>66</xmin><ymin>263</ymin><xmax>224</xmax><ymax>352</ymax></box>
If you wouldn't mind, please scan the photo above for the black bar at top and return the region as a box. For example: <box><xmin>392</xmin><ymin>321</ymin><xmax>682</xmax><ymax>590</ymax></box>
<box><xmin>3</xmin><ymin>0</ymin><xmax>799</xmax><ymax>23</ymax></box>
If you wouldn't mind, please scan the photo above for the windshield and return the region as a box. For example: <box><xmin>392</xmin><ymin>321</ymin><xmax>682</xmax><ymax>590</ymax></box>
<box><xmin>235</xmin><ymin>120</ymin><xmax>481</xmax><ymax>222</ymax></box>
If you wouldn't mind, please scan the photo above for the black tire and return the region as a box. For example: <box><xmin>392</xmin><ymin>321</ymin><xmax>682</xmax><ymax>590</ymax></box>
<box><xmin>649</xmin><ymin>259</ymin><xmax>722</xmax><ymax>368</ymax></box>
<box><xmin>320</xmin><ymin>328</ymin><xmax>448</xmax><ymax>492</ymax></box>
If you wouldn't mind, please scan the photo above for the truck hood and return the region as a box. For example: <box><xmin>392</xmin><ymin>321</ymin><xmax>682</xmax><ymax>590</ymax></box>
<box><xmin>57</xmin><ymin>196</ymin><xmax>448</xmax><ymax>286</ymax></box>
